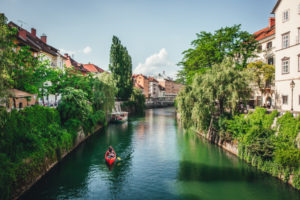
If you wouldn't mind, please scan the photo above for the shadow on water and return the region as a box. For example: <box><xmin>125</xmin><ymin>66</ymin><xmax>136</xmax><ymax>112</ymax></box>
<box><xmin>178</xmin><ymin>161</ymin><xmax>258</xmax><ymax>182</ymax></box>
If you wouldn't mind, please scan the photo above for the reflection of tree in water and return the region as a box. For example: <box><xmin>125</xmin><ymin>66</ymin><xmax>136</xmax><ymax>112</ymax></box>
<box><xmin>105</xmin><ymin>122</ymin><xmax>135</xmax><ymax>199</ymax></box>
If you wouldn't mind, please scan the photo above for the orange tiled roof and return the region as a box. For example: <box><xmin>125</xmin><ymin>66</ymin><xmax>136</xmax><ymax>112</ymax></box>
<box><xmin>64</xmin><ymin>54</ymin><xmax>88</xmax><ymax>73</ymax></box>
<box><xmin>132</xmin><ymin>74</ymin><xmax>148</xmax><ymax>79</ymax></box>
<box><xmin>148</xmin><ymin>77</ymin><xmax>158</xmax><ymax>82</ymax></box>
<box><xmin>253</xmin><ymin>18</ymin><xmax>275</xmax><ymax>41</ymax></box>
<box><xmin>83</xmin><ymin>64</ymin><xmax>104</xmax><ymax>73</ymax></box>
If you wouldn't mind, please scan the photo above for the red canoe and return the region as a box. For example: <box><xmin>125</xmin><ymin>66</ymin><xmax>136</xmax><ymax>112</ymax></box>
<box><xmin>105</xmin><ymin>154</ymin><xmax>116</xmax><ymax>165</ymax></box>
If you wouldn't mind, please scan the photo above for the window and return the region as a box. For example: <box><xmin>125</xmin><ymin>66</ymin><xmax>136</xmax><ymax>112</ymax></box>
<box><xmin>282</xmin><ymin>95</ymin><xmax>288</xmax><ymax>105</ymax></box>
<box><xmin>267</xmin><ymin>42</ymin><xmax>272</xmax><ymax>49</ymax></box>
<box><xmin>298</xmin><ymin>4</ymin><xmax>300</xmax><ymax>14</ymax></box>
<box><xmin>299</xmin><ymin>95</ymin><xmax>300</xmax><ymax>105</ymax></box>
<box><xmin>268</xmin><ymin>57</ymin><xmax>274</xmax><ymax>65</ymax></box>
<box><xmin>283</xmin><ymin>10</ymin><xmax>289</xmax><ymax>22</ymax></box>
<box><xmin>282</xmin><ymin>33</ymin><xmax>290</xmax><ymax>48</ymax></box>
<box><xmin>257</xmin><ymin>96</ymin><xmax>262</xmax><ymax>106</ymax></box>
<box><xmin>282</xmin><ymin>58</ymin><xmax>289</xmax><ymax>74</ymax></box>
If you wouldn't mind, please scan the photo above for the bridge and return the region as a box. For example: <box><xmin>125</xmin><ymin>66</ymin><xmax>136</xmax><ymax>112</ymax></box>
<box><xmin>145</xmin><ymin>97</ymin><xmax>175</xmax><ymax>108</ymax></box>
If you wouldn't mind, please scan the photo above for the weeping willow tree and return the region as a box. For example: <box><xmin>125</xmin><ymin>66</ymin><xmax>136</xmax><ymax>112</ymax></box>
<box><xmin>176</xmin><ymin>58</ymin><xmax>251</xmax><ymax>131</ymax></box>
<box><xmin>94</xmin><ymin>72</ymin><xmax>117</xmax><ymax>115</ymax></box>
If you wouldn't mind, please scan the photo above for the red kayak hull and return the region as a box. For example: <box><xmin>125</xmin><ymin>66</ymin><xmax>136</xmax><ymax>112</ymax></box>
<box><xmin>105</xmin><ymin>155</ymin><xmax>116</xmax><ymax>165</ymax></box>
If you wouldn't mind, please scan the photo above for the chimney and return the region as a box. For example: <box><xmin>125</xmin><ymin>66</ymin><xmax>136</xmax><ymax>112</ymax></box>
<box><xmin>41</xmin><ymin>34</ymin><xmax>47</xmax><ymax>43</ymax></box>
<box><xmin>18</xmin><ymin>29</ymin><xmax>27</xmax><ymax>40</ymax></box>
<box><xmin>269</xmin><ymin>17</ymin><xmax>275</xmax><ymax>28</ymax></box>
<box><xmin>64</xmin><ymin>53</ymin><xmax>69</xmax><ymax>58</ymax></box>
<box><xmin>31</xmin><ymin>28</ymin><xmax>36</xmax><ymax>37</ymax></box>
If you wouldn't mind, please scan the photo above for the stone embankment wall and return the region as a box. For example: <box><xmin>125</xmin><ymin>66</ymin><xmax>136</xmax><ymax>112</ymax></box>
<box><xmin>176</xmin><ymin>112</ymin><xmax>296</xmax><ymax>189</ymax></box>
<box><xmin>14</xmin><ymin>125</ymin><xmax>103</xmax><ymax>200</ymax></box>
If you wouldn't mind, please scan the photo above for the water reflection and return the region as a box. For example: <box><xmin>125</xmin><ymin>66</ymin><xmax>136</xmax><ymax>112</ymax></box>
<box><xmin>20</xmin><ymin>108</ymin><xmax>300</xmax><ymax>200</ymax></box>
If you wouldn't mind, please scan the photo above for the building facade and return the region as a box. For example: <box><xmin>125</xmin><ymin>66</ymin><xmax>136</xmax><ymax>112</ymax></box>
<box><xmin>133</xmin><ymin>74</ymin><xmax>149</xmax><ymax>97</ymax></box>
<box><xmin>8</xmin><ymin>22</ymin><xmax>66</xmax><ymax>106</ymax></box>
<box><xmin>250</xmin><ymin>17</ymin><xmax>276</xmax><ymax>108</ymax></box>
<box><xmin>155</xmin><ymin>72</ymin><xmax>184</xmax><ymax>98</ymax></box>
<box><xmin>148</xmin><ymin>77</ymin><xmax>159</xmax><ymax>98</ymax></box>
<box><xmin>272</xmin><ymin>0</ymin><xmax>300</xmax><ymax>112</ymax></box>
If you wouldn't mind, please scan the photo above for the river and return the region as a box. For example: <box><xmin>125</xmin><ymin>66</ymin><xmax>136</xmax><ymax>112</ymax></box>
<box><xmin>20</xmin><ymin>107</ymin><xmax>300</xmax><ymax>200</ymax></box>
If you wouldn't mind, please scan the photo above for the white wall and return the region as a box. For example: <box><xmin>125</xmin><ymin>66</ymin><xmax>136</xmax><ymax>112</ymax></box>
<box><xmin>149</xmin><ymin>81</ymin><xmax>159</xmax><ymax>98</ymax></box>
<box><xmin>274</xmin><ymin>0</ymin><xmax>300</xmax><ymax>112</ymax></box>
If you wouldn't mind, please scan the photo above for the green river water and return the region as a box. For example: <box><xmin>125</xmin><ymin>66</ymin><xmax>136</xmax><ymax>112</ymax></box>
<box><xmin>20</xmin><ymin>107</ymin><xmax>300</xmax><ymax>200</ymax></box>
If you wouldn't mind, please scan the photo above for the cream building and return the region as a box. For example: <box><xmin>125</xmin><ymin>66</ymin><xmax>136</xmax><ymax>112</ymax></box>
<box><xmin>249</xmin><ymin>17</ymin><xmax>276</xmax><ymax>108</ymax></box>
<box><xmin>148</xmin><ymin>77</ymin><xmax>160</xmax><ymax>98</ymax></box>
<box><xmin>8</xmin><ymin>22</ymin><xmax>67</xmax><ymax>106</ymax></box>
<box><xmin>272</xmin><ymin>0</ymin><xmax>300</xmax><ymax>112</ymax></box>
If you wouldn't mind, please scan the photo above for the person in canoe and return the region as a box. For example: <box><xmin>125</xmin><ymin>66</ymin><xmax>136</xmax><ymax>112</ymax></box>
<box><xmin>106</xmin><ymin>146</ymin><xmax>115</xmax><ymax>158</ymax></box>
<box><xmin>105</xmin><ymin>146</ymin><xmax>116</xmax><ymax>165</ymax></box>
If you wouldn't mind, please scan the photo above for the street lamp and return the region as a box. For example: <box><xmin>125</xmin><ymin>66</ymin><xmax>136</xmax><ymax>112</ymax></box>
<box><xmin>290</xmin><ymin>80</ymin><xmax>295</xmax><ymax>111</ymax></box>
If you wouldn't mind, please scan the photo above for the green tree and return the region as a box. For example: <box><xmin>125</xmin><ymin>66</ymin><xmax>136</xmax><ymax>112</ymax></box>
<box><xmin>130</xmin><ymin>88</ymin><xmax>145</xmax><ymax>114</ymax></box>
<box><xmin>0</xmin><ymin>14</ymin><xmax>15</xmax><ymax>100</ymax></box>
<box><xmin>57</xmin><ymin>87</ymin><xmax>92</xmax><ymax>125</ymax></box>
<box><xmin>109</xmin><ymin>36</ymin><xmax>133</xmax><ymax>100</ymax></box>
<box><xmin>247</xmin><ymin>61</ymin><xmax>275</xmax><ymax>94</ymax></box>
<box><xmin>176</xmin><ymin>58</ymin><xmax>251</xmax><ymax>130</ymax></box>
<box><xmin>178</xmin><ymin>25</ymin><xmax>258</xmax><ymax>84</ymax></box>
<box><xmin>93</xmin><ymin>72</ymin><xmax>116</xmax><ymax>115</ymax></box>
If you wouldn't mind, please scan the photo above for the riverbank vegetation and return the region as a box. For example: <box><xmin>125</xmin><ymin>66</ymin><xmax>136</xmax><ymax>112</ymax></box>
<box><xmin>122</xmin><ymin>87</ymin><xmax>146</xmax><ymax>115</ymax></box>
<box><xmin>176</xmin><ymin>24</ymin><xmax>300</xmax><ymax>190</ymax></box>
<box><xmin>0</xmin><ymin>14</ymin><xmax>119</xmax><ymax>199</ymax></box>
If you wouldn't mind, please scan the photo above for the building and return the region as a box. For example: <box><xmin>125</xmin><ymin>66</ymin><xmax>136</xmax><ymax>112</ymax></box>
<box><xmin>133</xmin><ymin>74</ymin><xmax>149</xmax><ymax>97</ymax></box>
<box><xmin>249</xmin><ymin>18</ymin><xmax>276</xmax><ymax>108</ymax></box>
<box><xmin>6</xmin><ymin>89</ymin><xmax>37</xmax><ymax>111</ymax></box>
<box><xmin>64</xmin><ymin>53</ymin><xmax>89</xmax><ymax>75</ymax></box>
<box><xmin>8</xmin><ymin>22</ymin><xmax>66</xmax><ymax>70</ymax></box>
<box><xmin>148</xmin><ymin>77</ymin><xmax>159</xmax><ymax>98</ymax></box>
<box><xmin>155</xmin><ymin>72</ymin><xmax>184</xmax><ymax>98</ymax></box>
<box><xmin>65</xmin><ymin>54</ymin><xmax>104</xmax><ymax>75</ymax></box>
<box><xmin>8</xmin><ymin>22</ymin><xmax>66</xmax><ymax>106</ymax></box>
<box><xmin>253</xmin><ymin>17</ymin><xmax>276</xmax><ymax>65</ymax></box>
<box><xmin>158</xmin><ymin>85</ymin><xmax>166</xmax><ymax>98</ymax></box>
<box><xmin>83</xmin><ymin>64</ymin><xmax>104</xmax><ymax>74</ymax></box>
<box><xmin>272</xmin><ymin>0</ymin><xmax>300</xmax><ymax>112</ymax></box>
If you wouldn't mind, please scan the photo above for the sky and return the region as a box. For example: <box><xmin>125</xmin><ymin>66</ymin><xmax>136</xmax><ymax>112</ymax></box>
<box><xmin>0</xmin><ymin>0</ymin><xmax>277</xmax><ymax>78</ymax></box>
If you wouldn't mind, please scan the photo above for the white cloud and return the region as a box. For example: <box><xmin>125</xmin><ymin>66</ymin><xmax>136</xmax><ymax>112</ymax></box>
<box><xmin>134</xmin><ymin>48</ymin><xmax>177</xmax><ymax>78</ymax></box>
<box><xmin>59</xmin><ymin>48</ymin><xmax>76</xmax><ymax>55</ymax></box>
<box><xmin>59</xmin><ymin>46</ymin><xmax>92</xmax><ymax>56</ymax></box>
<box><xmin>83</xmin><ymin>46</ymin><xmax>92</xmax><ymax>54</ymax></box>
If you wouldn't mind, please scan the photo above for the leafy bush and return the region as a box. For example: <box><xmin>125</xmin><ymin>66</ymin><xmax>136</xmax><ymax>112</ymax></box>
<box><xmin>58</xmin><ymin>87</ymin><xmax>92</xmax><ymax>125</ymax></box>
<box><xmin>274</xmin><ymin>149</ymin><xmax>300</xmax><ymax>169</ymax></box>
<box><xmin>122</xmin><ymin>88</ymin><xmax>145</xmax><ymax>115</ymax></box>
<box><xmin>0</xmin><ymin>154</ymin><xmax>15</xmax><ymax>200</ymax></box>
<box><xmin>0</xmin><ymin>105</ymin><xmax>77</xmax><ymax>199</ymax></box>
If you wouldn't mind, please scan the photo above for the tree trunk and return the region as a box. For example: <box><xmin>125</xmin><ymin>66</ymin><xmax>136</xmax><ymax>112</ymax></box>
<box><xmin>13</xmin><ymin>97</ymin><xmax>17</xmax><ymax>109</ymax></box>
<box><xmin>54</xmin><ymin>94</ymin><xmax>57</xmax><ymax>105</ymax></box>
<box><xmin>219</xmin><ymin>99</ymin><xmax>224</xmax><ymax>115</ymax></box>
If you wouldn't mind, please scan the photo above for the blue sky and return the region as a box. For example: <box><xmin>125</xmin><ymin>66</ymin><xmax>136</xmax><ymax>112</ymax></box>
<box><xmin>0</xmin><ymin>0</ymin><xmax>277</xmax><ymax>77</ymax></box>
